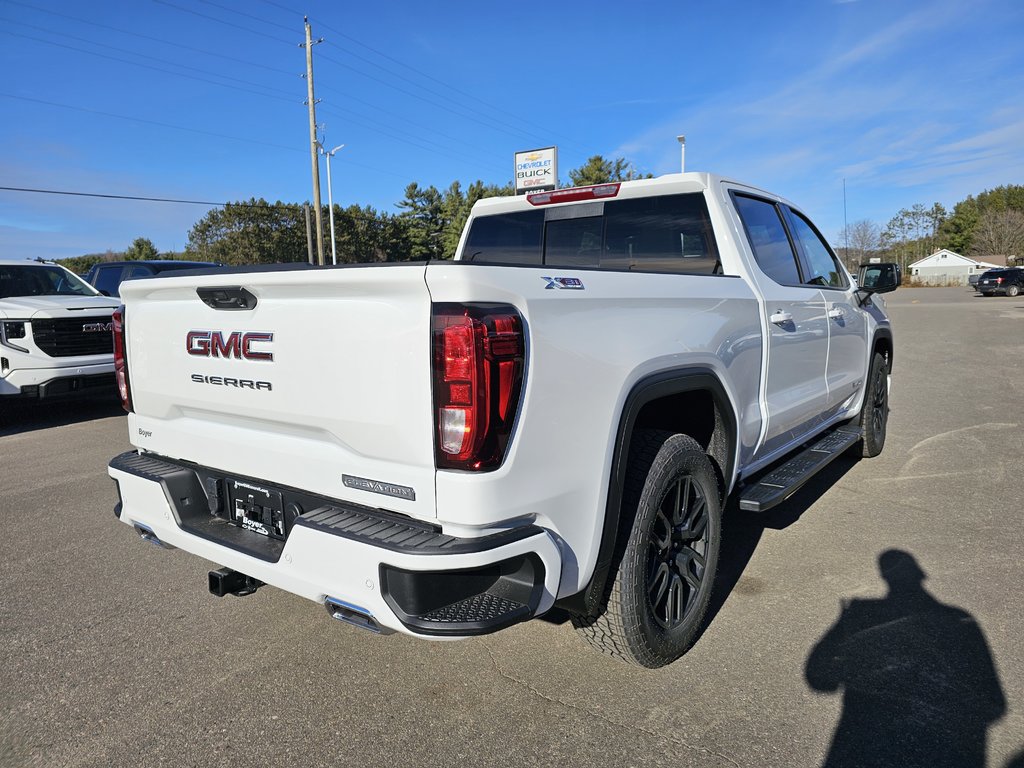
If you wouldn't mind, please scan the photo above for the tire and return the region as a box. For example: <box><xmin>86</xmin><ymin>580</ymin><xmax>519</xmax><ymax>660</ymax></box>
<box><xmin>858</xmin><ymin>352</ymin><xmax>889</xmax><ymax>458</ymax></box>
<box><xmin>1007</xmin><ymin>285</ymin><xmax>1020</xmax><ymax>298</ymax></box>
<box><xmin>572</xmin><ymin>430</ymin><xmax>721</xmax><ymax>668</ymax></box>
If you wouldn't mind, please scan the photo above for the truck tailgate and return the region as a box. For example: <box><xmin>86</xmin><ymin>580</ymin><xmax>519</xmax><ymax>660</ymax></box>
<box><xmin>119</xmin><ymin>264</ymin><xmax>437</xmax><ymax>519</ymax></box>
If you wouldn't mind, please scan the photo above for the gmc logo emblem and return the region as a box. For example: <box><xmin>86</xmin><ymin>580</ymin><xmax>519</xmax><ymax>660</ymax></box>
<box><xmin>83</xmin><ymin>322</ymin><xmax>113</xmax><ymax>333</ymax></box>
<box><xmin>187</xmin><ymin>330</ymin><xmax>274</xmax><ymax>361</ymax></box>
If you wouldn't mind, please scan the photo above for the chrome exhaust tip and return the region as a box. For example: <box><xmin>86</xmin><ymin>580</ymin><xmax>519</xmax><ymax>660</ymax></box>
<box><xmin>133</xmin><ymin>522</ymin><xmax>175</xmax><ymax>550</ymax></box>
<box><xmin>324</xmin><ymin>597</ymin><xmax>390</xmax><ymax>634</ymax></box>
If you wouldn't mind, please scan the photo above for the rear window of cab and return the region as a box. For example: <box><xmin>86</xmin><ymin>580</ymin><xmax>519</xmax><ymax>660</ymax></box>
<box><xmin>461</xmin><ymin>193</ymin><xmax>720</xmax><ymax>275</ymax></box>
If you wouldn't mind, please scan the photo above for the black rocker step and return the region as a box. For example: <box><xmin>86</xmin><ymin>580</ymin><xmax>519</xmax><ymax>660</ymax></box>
<box><xmin>739</xmin><ymin>426</ymin><xmax>862</xmax><ymax>512</ymax></box>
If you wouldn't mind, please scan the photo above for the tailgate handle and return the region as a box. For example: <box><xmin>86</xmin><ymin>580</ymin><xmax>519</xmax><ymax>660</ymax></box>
<box><xmin>197</xmin><ymin>286</ymin><xmax>257</xmax><ymax>311</ymax></box>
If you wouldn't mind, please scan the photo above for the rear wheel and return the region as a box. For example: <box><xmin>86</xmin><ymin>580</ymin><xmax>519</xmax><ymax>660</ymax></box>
<box><xmin>858</xmin><ymin>352</ymin><xmax>889</xmax><ymax>458</ymax></box>
<box><xmin>572</xmin><ymin>430</ymin><xmax>721</xmax><ymax>668</ymax></box>
<box><xmin>1007</xmin><ymin>285</ymin><xmax>1020</xmax><ymax>298</ymax></box>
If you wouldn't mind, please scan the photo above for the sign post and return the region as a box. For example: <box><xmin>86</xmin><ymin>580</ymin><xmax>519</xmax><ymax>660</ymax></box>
<box><xmin>514</xmin><ymin>147</ymin><xmax>557</xmax><ymax>195</ymax></box>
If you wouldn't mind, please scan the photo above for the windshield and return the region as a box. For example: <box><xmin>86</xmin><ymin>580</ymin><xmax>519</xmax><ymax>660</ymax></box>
<box><xmin>0</xmin><ymin>264</ymin><xmax>98</xmax><ymax>299</ymax></box>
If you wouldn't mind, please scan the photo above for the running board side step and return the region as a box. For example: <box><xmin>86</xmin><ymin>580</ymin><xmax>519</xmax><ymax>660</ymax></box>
<box><xmin>739</xmin><ymin>426</ymin><xmax>861</xmax><ymax>512</ymax></box>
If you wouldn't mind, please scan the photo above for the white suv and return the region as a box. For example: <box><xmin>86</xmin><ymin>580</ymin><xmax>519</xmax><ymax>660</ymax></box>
<box><xmin>0</xmin><ymin>259</ymin><xmax>119</xmax><ymax>401</ymax></box>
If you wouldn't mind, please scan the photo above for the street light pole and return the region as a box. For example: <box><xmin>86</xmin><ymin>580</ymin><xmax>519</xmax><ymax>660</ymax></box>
<box><xmin>318</xmin><ymin>142</ymin><xmax>345</xmax><ymax>266</ymax></box>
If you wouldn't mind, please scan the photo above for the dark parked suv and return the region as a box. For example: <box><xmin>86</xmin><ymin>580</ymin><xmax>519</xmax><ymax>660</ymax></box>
<box><xmin>85</xmin><ymin>260</ymin><xmax>221</xmax><ymax>298</ymax></box>
<box><xmin>976</xmin><ymin>268</ymin><xmax>1024</xmax><ymax>297</ymax></box>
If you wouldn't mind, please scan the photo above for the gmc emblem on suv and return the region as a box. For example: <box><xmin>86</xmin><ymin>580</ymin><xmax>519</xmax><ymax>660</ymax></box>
<box><xmin>83</xmin><ymin>322</ymin><xmax>113</xmax><ymax>333</ymax></box>
<box><xmin>187</xmin><ymin>330</ymin><xmax>274</xmax><ymax>361</ymax></box>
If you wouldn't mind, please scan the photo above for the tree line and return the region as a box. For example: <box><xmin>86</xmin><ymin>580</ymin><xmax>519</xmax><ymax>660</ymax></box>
<box><xmin>57</xmin><ymin>155</ymin><xmax>647</xmax><ymax>272</ymax></box>
<box><xmin>57</xmin><ymin>156</ymin><xmax>1019</xmax><ymax>274</ymax></box>
<box><xmin>836</xmin><ymin>185</ymin><xmax>1024</xmax><ymax>274</ymax></box>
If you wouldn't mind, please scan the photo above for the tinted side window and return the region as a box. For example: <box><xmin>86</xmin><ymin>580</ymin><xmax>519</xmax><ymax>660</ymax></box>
<box><xmin>603</xmin><ymin>194</ymin><xmax>719</xmax><ymax>274</ymax></box>
<box><xmin>127</xmin><ymin>264</ymin><xmax>156</xmax><ymax>279</ymax></box>
<box><xmin>733</xmin><ymin>195</ymin><xmax>801</xmax><ymax>285</ymax></box>
<box><xmin>462</xmin><ymin>211</ymin><xmax>543</xmax><ymax>264</ymax></box>
<box><xmin>93</xmin><ymin>265</ymin><xmax>125</xmax><ymax>297</ymax></box>
<box><xmin>786</xmin><ymin>208</ymin><xmax>846</xmax><ymax>288</ymax></box>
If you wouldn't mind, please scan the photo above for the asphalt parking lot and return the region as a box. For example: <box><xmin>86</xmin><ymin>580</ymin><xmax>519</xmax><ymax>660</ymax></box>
<box><xmin>2</xmin><ymin>287</ymin><xmax>1022</xmax><ymax>768</ymax></box>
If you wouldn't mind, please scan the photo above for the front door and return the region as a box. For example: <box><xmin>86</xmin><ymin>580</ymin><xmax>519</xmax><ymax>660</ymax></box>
<box><xmin>783</xmin><ymin>206</ymin><xmax>869</xmax><ymax>417</ymax></box>
<box><xmin>732</xmin><ymin>194</ymin><xmax>830</xmax><ymax>460</ymax></box>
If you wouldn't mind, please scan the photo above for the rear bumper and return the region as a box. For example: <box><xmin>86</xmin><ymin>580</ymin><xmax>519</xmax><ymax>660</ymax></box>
<box><xmin>108</xmin><ymin>451</ymin><xmax>561</xmax><ymax>638</ymax></box>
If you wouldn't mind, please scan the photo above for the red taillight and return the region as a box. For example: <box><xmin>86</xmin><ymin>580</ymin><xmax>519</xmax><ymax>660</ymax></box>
<box><xmin>112</xmin><ymin>305</ymin><xmax>132</xmax><ymax>412</ymax></box>
<box><xmin>527</xmin><ymin>183</ymin><xmax>620</xmax><ymax>206</ymax></box>
<box><xmin>432</xmin><ymin>304</ymin><xmax>525</xmax><ymax>471</ymax></box>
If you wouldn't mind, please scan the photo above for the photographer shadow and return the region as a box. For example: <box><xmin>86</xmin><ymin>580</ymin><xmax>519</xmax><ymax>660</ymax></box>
<box><xmin>805</xmin><ymin>549</ymin><xmax>1006</xmax><ymax>767</ymax></box>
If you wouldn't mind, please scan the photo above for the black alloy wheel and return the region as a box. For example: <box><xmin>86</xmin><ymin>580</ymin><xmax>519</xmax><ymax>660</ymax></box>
<box><xmin>647</xmin><ymin>474</ymin><xmax>709</xmax><ymax>630</ymax></box>
<box><xmin>572</xmin><ymin>430</ymin><xmax>721</xmax><ymax>668</ymax></box>
<box><xmin>859</xmin><ymin>351</ymin><xmax>889</xmax><ymax>458</ymax></box>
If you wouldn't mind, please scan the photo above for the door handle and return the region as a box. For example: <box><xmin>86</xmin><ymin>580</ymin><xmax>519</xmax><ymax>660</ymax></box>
<box><xmin>770</xmin><ymin>310</ymin><xmax>793</xmax><ymax>325</ymax></box>
<box><xmin>827</xmin><ymin>306</ymin><xmax>844</xmax><ymax>319</ymax></box>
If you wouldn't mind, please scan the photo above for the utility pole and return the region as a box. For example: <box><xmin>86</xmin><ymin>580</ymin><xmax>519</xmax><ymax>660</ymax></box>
<box><xmin>303</xmin><ymin>202</ymin><xmax>314</xmax><ymax>264</ymax></box>
<box><xmin>301</xmin><ymin>17</ymin><xmax>325</xmax><ymax>266</ymax></box>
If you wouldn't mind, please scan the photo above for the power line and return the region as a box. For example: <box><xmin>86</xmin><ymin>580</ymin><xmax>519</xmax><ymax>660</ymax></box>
<box><xmin>201</xmin><ymin>0</ymin><xmax>568</xmax><ymax>149</ymax></box>
<box><xmin>259</xmin><ymin>0</ymin><xmax>581</xmax><ymax>150</ymax></box>
<box><xmin>0</xmin><ymin>186</ymin><xmax>433</xmax><ymax>223</ymax></box>
<box><xmin>0</xmin><ymin>93</ymin><xmax>303</xmax><ymax>153</ymax></box>
<box><xmin>0</xmin><ymin>28</ymin><xmax>298</xmax><ymax>104</ymax></box>
<box><xmin>0</xmin><ymin>19</ymin><xmax>297</xmax><ymax>98</ymax></box>
<box><xmin>315</xmin><ymin>39</ymin><xmax>575</xmax><ymax>149</ymax></box>
<box><xmin>2</xmin><ymin>14</ymin><xmax>520</xmax><ymax>195</ymax></box>
<box><xmin>317</xmin><ymin>104</ymin><xmax>508</xmax><ymax>176</ymax></box>
<box><xmin>314</xmin><ymin>49</ymin><xmax>535</xmax><ymax>146</ymax></box>
<box><xmin>0</xmin><ymin>186</ymin><xmax>231</xmax><ymax>206</ymax></box>
<box><xmin>0</xmin><ymin>28</ymin><xmax>502</xmax><ymax>171</ymax></box>
<box><xmin>198</xmin><ymin>0</ymin><xmax>294</xmax><ymax>34</ymax></box>
<box><xmin>2</xmin><ymin>15</ymin><xmax>518</xmax><ymax>171</ymax></box>
<box><xmin>0</xmin><ymin>93</ymin><xmax>435</xmax><ymax>184</ymax></box>
<box><xmin>4</xmin><ymin>0</ymin><xmax>296</xmax><ymax>77</ymax></box>
<box><xmin>186</xmin><ymin>0</ymin><xmax>530</xmax><ymax>164</ymax></box>
<box><xmin>151</xmin><ymin>0</ymin><xmax>293</xmax><ymax>45</ymax></box>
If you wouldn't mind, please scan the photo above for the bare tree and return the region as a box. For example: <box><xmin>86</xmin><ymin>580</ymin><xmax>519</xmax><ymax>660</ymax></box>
<box><xmin>839</xmin><ymin>219</ymin><xmax>882</xmax><ymax>270</ymax></box>
<box><xmin>969</xmin><ymin>209</ymin><xmax>1024</xmax><ymax>262</ymax></box>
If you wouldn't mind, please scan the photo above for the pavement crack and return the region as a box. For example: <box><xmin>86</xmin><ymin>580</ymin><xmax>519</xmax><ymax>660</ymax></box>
<box><xmin>482</xmin><ymin>645</ymin><xmax>741</xmax><ymax>768</ymax></box>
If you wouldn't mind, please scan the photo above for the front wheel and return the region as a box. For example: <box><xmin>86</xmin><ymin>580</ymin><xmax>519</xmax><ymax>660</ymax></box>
<box><xmin>858</xmin><ymin>352</ymin><xmax>890</xmax><ymax>457</ymax></box>
<box><xmin>572</xmin><ymin>431</ymin><xmax>721</xmax><ymax>668</ymax></box>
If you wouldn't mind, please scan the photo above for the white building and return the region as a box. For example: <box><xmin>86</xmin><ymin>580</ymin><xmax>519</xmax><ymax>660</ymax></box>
<box><xmin>908</xmin><ymin>250</ymin><xmax>1000</xmax><ymax>286</ymax></box>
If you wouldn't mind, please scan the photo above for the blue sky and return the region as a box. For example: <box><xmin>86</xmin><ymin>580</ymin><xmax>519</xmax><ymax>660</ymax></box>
<box><xmin>1</xmin><ymin>0</ymin><xmax>1022</xmax><ymax>261</ymax></box>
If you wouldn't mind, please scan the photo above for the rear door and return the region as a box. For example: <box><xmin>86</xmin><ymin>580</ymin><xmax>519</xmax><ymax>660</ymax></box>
<box><xmin>732</xmin><ymin>193</ymin><xmax>830</xmax><ymax>459</ymax></box>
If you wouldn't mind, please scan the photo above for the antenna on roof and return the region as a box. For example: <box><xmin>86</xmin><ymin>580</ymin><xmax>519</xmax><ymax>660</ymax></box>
<box><xmin>677</xmin><ymin>135</ymin><xmax>686</xmax><ymax>173</ymax></box>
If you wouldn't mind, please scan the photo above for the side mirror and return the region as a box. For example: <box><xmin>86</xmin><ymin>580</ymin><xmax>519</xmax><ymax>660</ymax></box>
<box><xmin>857</xmin><ymin>262</ymin><xmax>900</xmax><ymax>294</ymax></box>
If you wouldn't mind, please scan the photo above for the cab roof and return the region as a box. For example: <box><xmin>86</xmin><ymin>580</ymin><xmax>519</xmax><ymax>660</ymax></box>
<box><xmin>470</xmin><ymin>172</ymin><xmax>773</xmax><ymax>216</ymax></box>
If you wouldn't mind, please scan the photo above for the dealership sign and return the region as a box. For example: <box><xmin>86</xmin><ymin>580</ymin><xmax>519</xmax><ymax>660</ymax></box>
<box><xmin>514</xmin><ymin>146</ymin><xmax>557</xmax><ymax>194</ymax></box>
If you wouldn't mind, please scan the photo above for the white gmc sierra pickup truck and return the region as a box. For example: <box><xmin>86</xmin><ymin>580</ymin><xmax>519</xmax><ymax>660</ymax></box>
<box><xmin>1</xmin><ymin>259</ymin><xmax>118</xmax><ymax>402</ymax></box>
<box><xmin>107</xmin><ymin>173</ymin><xmax>898</xmax><ymax>667</ymax></box>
